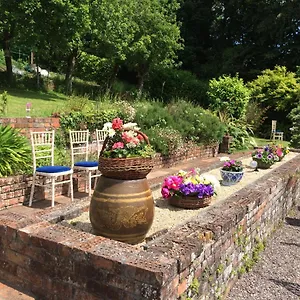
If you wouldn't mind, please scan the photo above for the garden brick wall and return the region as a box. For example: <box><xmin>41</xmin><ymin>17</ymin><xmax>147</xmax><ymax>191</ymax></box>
<box><xmin>0</xmin><ymin>117</ymin><xmax>60</xmax><ymax>138</ymax></box>
<box><xmin>0</xmin><ymin>143</ymin><xmax>218</xmax><ymax>210</ymax></box>
<box><xmin>0</xmin><ymin>155</ymin><xmax>299</xmax><ymax>299</ymax></box>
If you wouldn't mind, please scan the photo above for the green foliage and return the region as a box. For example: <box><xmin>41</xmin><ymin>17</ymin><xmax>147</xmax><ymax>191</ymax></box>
<box><xmin>289</xmin><ymin>103</ymin><xmax>300</xmax><ymax>148</ymax></box>
<box><xmin>144</xmin><ymin>126</ymin><xmax>183</xmax><ymax>155</ymax></box>
<box><xmin>208</xmin><ymin>74</ymin><xmax>250</xmax><ymax>119</ymax></box>
<box><xmin>168</xmin><ymin>100</ymin><xmax>225</xmax><ymax>145</ymax></box>
<box><xmin>75</xmin><ymin>52</ymin><xmax>113</xmax><ymax>86</ymax></box>
<box><xmin>145</xmin><ymin>67</ymin><xmax>209</xmax><ymax>107</ymax></box>
<box><xmin>245</xmin><ymin>101</ymin><xmax>268</xmax><ymax>134</ymax></box>
<box><xmin>0</xmin><ymin>91</ymin><xmax>8</xmax><ymax>115</ymax></box>
<box><xmin>0</xmin><ymin>126</ymin><xmax>31</xmax><ymax>176</ymax></box>
<box><xmin>248</xmin><ymin>66</ymin><xmax>300</xmax><ymax>112</ymax></box>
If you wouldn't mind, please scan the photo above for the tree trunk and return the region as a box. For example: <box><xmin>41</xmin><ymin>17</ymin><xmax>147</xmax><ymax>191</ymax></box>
<box><xmin>137</xmin><ymin>64</ymin><xmax>149</xmax><ymax>97</ymax></box>
<box><xmin>65</xmin><ymin>49</ymin><xmax>78</xmax><ymax>95</ymax></box>
<box><xmin>107</xmin><ymin>63</ymin><xmax>119</xmax><ymax>90</ymax></box>
<box><xmin>2</xmin><ymin>31</ymin><xmax>13</xmax><ymax>85</ymax></box>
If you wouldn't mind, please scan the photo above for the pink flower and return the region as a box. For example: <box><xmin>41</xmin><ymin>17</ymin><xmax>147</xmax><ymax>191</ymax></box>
<box><xmin>161</xmin><ymin>187</ymin><xmax>170</xmax><ymax>198</ymax></box>
<box><xmin>276</xmin><ymin>149</ymin><xmax>283</xmax><ymax>157</ymax></box>
<box><xmin>112</xmin><ymin>142</ymin><xmax>124</xmax><ymax>149</ymax></box>
<box><xmin>112</xmin><ymin>118</ymin><xmax>123</xmax><ymax>130</ymax></box>
<box><xmin>164</xmin><ymin>176</ymin><xmax>183</xmax><ymax>190</ymax></box>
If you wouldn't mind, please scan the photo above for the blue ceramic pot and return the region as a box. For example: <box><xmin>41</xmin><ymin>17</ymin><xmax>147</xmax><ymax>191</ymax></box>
<box><xmin>220</xmin><ymin>169</ymin><xmax>244</xmax><ymax>186</ymax></box>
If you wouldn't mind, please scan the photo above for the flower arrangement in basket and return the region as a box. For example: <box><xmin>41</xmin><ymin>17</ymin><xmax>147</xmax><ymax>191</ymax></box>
<box><xmin>99</xmin><ymin>118</ymin><xmax>155</xmax><ymax>180</ymax></box>
<box><xmin>252</xmin><ymin>145</ymin><xmax>279</xmax><ymax>168</ymax></box>
<box><xmin>270</xmin><ymin>144</ymin><xmax>290</xmax><ymax>161</ymax></box>
<box><xmin>161</xmin><ymin>168</ymin><xmax>220</xmax><ymax>209</ymax></box>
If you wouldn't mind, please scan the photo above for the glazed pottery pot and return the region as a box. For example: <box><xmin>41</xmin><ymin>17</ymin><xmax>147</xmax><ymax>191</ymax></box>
<box><xmin>220</xmin><ymin>169</ymin><xmax>244</xmax><ymax>186</ymax></box>
<box><xmin>90</xmin><ymin>176</ymin><xmax>154</xmax><ymax>244</ymax></box>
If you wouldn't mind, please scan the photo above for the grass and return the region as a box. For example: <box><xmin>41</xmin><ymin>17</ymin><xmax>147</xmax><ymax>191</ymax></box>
<box><xmin>0</xmin><ymin>88</ymin><xmax>69</xmax><ymax>117</ymax></box>
<box><xmin>254</xmin><ymin>137</ymin><xmax>290</xmax><ymax>148</ymax></box>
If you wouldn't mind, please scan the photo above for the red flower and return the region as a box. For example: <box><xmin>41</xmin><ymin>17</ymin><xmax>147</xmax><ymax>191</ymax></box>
<box><xmin>137</xmin><ymin>134</ymin><xmax>144</xmax><ymax>141</ymax></box>
<box><xmin>112</xmin><ymin>118</ymin><xmax>123</xmax><ymax>130</ymax></box>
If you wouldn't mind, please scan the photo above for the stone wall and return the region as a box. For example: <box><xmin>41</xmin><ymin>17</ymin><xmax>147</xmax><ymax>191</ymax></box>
<box><xmin>0</xmin><ymin>143</ymin><xmax>218</xmax><ymax>210</ymax></box>
<box><xmin>0</xmin><ymin>117</ymin><xmax>60</xmax><ymax>138</ymax></box>
<box><xmin>0</xmin><ymin>156</ymin><xmax>299</xmax><ymax>299</ymax></box>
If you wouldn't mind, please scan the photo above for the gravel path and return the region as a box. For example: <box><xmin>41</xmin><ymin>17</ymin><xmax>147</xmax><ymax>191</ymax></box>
<box><xmin>226</xmin><ymin>206</ymin><xmax>300</xmax><ymax>300</ymax></box>
<box><xmin>62</xmin><ymin>153</ymin><xmax>299</xmax><ymax>239</ymax></box>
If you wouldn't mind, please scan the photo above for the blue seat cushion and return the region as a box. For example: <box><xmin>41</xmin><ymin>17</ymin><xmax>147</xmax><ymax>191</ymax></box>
<box><xmin>74</xmin><ymin>161</ymin><xmax>98</xmax><ymax>167</ymax></box>
<box><xmin>36</xmin><ymin>166</ymin><xmax>71</xmax><ymax>173</ymax></box>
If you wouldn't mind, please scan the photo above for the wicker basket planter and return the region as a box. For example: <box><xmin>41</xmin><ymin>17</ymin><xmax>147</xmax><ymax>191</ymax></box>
<box><xmin>253</xmin><ymin>158</ymin><xmax>273</xmax><ymax>169</ymax></box>
<box><xmin>98</xmin><ymin>156</ymin><xmax>153</xmax><ymax>180</ymax></box>
<box><xmin>168</xmin><ymin>195</ymin><xmax>212</xmax><ymax>209</ymax></box>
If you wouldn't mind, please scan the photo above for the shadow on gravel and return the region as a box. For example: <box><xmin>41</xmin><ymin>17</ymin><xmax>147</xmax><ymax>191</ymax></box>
<box><xmin>280</xmin><ymin>241</ymin><xmax>300</xmax><ymax>247</ymax></box>
<box><xmin>285</xmin><ymin>217</ymin><xmax>300</xmax><ymax>227</ymax></box>
<box><xmin>270</xmin><ymin>279</ymin><xmax>300</xmax><ymax>297</ymax></box>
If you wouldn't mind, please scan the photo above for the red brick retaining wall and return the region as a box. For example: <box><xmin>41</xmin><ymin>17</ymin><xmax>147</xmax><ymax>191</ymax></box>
<box><xmin>0</xmin><ymin>143</ymin><xmax>218</xmax><ymax>210</ymax></box>
<box><xmin>0</xmin><ymin>117</ymin><xmax>60</xmax><ymax>138</ymax></box>
<box><xmin>0</xmin><ymin>156</ymin><xmax>299</xmax><ymax>299</ymax></box>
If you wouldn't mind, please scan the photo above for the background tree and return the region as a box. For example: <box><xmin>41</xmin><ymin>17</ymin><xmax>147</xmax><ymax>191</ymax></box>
<box><xmin>36</xmin><ymin>0</ymin><xmax>91</xmax><ymax>94</ymax></box>
<box><xmin>0</xmin><ymin>0</ymin><xmax>39</xmax><ymax>84</ymax></box>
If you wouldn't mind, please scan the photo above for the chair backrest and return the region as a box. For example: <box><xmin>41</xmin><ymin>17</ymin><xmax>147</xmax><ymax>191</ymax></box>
<box><xmin>30</xmin><ymin>130</ymin><xmax>55</xmax><ymax>171</ymax></box>
<box><xmin>69</xmin><ymin>130</ymin><xmax>90</xmax><ymax>166</ymax></box>
<box><xmin>271</xmin><ymin>120</ymin><xmax>277</xmax><ymax>133</ymax></box>
<box><xmin>96</xmin><ymin>129</ymin><xmax>108</xmax><ymax>156</ymax></box>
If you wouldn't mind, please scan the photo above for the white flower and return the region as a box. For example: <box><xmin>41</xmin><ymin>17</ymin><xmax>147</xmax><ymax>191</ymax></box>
<box><xmin>123</xmin><ymin>122</ymin><xmax>140</xmax><ymax>130</ymax></box>
<box><xmin>220</xmin><ymin>156</ymin><xmax>230</xmax><ymax>162</ymax></box>
<box><xmin>126</xmin><ymin>142</ymin><xmax>137</xmax><ymax>148</ymax></box>
<box><xmin>103</xmin><ymin>122</ymin><xmax>112</xmax><ymax>131</ymax></box>
<box><xmin>108</xmin><ymin>128</ymin><xmax>115</xmax><ymax>137</ymax></box>
<box><xmin>201</xmin><ymin>173</ymin><xmax>221</xmax><ymax>191</ymax></box>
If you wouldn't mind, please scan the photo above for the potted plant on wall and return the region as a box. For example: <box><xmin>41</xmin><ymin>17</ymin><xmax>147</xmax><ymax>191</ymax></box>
<box><xmin>161</xmin><ymin>168</ymin><xmax>220</xmax><ymax>209</ymax></box>
<box><xmin>220</xmin><ymin>157</ymin><xmax>244</xmax><ymax>186</ymax></box>
<box><xmin>252</xmin><ymin>146</ymin><xmax>279</xmax><ymax>169</ymax></box>
<box><xmin>99</xmin><ymin>118</ymin><xmax>155</xmax><ymax>180</ymax></box>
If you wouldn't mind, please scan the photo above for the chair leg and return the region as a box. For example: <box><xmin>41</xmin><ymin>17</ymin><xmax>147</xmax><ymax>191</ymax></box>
<box><xmin>70</xmin><ymin>174</ymin><xmax>74</xmax><ymax>202</ymax></box>
<box><xmin>88</xmin><ymin>171</ymin><xmax>92</xmax><ymax>196</ymax></box>
<box><xmin>51</xmin><ymin>177</ymin><xmax>55</xmax><ymax>207</ymax></box>
<box><xmin>29</xmin><ymin>174</ymin><xmax>36</xmax><ymax>207</ymax></box>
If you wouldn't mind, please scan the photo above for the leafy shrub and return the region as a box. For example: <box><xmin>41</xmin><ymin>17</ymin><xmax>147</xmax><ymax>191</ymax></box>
<box><xmin>133</xmin><ymin>99</ymin><xmax>176</xmax><ymax>130</ymax></box>
<box><xmin>0</xmin><ymin>91</ymin><xmax>8</xmax><ymax>115</ymax></box>
<box><xmin>289</xmin><ymin>103</ymin><xmax>300</xmax><ymax>148</ymax></box>
<box><xmin>208</xmin><ymin>74</ymin><xmax>250</xmax><ymax>119</ymax></box>
<box><xmin>144</xmin><ymin>126</ymin><xmax>184</xmax><ymax>155</ymax></box>
<box><xmin>245</xmin><ymin>101</ymin><xmax>268</xmax><ymax>134</ymax></box>
<box><xmin>167</xmin><ymin>99</ymin><xmax>225</xmax><ymax>144</ymax></box>
<box><xmin>248</xmin><ymin>66</ymin><xmax>300</xmax><ymax>112</ymax></box>
<box><xmin>145</xmin><ymin>67</ymin><xmax>209</xmax><ymax>107</ymax></box>
<box><xmin>248</xmin><ymin>66</ymin><xmax>300</xmax><ymax>138</ymax></box>
<box><xmin>74</xmin><ymin>52</ymin><xmax>113</xmax><ymax>87</ymax></box>
<box><xmin>0</xmin><ymin>126</ymin><xmax>31</xmax><ymax>176</ymax></box>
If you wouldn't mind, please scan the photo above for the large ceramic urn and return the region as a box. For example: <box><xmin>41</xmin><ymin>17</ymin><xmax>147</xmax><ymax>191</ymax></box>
<box><xmin>90</xmin><ymin>176</ymin><xmax>154</xmax><ymax>244</ymax></box>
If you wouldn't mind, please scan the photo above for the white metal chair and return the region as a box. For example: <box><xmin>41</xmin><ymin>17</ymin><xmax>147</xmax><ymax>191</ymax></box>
<box><xmin>271</xmin><ymin>120</ymin><xmax>284</xmax><ymax>141</ymax></box>
<box><xmin>96</xmin><ymin>129</ymin><xmax>108</xmax><ymax>156</ymax></box>
<box><xmin>29</xmin><ymin>130</ymin><xmax>73</xmax><ymax>207</ymax></box>
<box><xmin>69</xmin><ymin>130</ymin><xmax>101</xmax><ymax>196</ymax></box>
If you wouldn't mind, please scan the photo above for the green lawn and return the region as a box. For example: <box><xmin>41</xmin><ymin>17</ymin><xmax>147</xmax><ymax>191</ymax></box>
<box><xmin>254</xmin><ymin>137</ymin><xmax>290</xmax><ymax>148</ymax></box>
<box><xmin>0</xmin><ymin>88</ymin><xmax>69</xmax><ymax>117</ymax></box>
